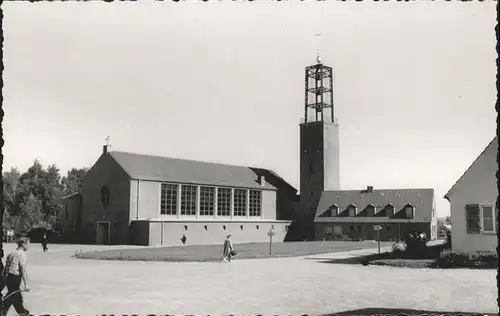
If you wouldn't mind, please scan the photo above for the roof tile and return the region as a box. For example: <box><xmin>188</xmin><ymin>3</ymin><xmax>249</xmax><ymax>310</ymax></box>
<box><xmin>109</xmin><ymin>151</ymin><xmax>278</xmax><ymax>190</ymax></box>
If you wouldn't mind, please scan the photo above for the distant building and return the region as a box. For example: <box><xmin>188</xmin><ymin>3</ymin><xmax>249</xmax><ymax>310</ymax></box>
<box><xmin>444</xmin><ymin>136</ymin><xmax>498</xmax><ymax>253</ymax></box>
<box><xmin>63</xmin><ymin>147</ymin><xmax>296</xmax><ymax>246</ymax></box>
<box><xmin>314</xmin><ymin>187</ymin><xmax>437</xmax><ymax>241</ymax></box>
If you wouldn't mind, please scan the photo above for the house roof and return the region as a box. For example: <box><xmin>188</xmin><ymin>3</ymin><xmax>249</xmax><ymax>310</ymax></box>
<box><xmin>444</xmin><ymin>136</ymin><xmax>498</xmax><ymax>201</ymax></box>
<box><xmin>315</xmin><ymin>188</ymin><xmax>434</xmax><ymax>220</ymax></box>
<box><xmin>108</xmin><ymin>151</ymin><xmax>289</xmax><ymax>190</ymax></box>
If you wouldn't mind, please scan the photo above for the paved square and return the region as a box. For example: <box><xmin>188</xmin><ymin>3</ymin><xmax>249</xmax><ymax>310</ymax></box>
<box><xmin>2</xmin><ymin>243</ymin><xmax>497</xmax><ymax>315</ymax></box>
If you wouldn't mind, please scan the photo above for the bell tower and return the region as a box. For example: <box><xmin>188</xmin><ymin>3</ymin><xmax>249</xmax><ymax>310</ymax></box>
<box><xmin>299</xmin><ymin>54</ymin><xmax>340</xmax><ymax>220</ymax></box>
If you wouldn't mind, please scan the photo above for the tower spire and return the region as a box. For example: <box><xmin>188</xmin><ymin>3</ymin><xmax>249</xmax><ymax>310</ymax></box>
<box><xmin>304</xmin><ymin>44</ymin><xmax>334</xmax><ymax>123</ymax></box>
<box><xmin>314</xmin><ymin>32</ymin><xmax>322</xmax><ymax>64</ymax></box>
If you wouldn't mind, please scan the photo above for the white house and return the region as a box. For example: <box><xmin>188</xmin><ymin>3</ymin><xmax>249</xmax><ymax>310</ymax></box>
<box><xmin>444</xmin><ymin>136</ymin><xmax>498</xmax><ymax>253</ymax></box>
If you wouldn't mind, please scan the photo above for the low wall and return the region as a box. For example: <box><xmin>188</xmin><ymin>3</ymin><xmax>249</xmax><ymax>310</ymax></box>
<box><xmin>130</xmin><ymin>220</ymin><xmax>292</xmax><ymax>246</ymax></box>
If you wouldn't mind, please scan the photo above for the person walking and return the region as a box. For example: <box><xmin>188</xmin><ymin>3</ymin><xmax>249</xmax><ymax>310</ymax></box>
<box><xmin>2</xmin><ymin>239</ymin><xmax>30</xmax><ymax>316</ymax></box>
<box><xmin>222</xmin><ymin>235</ymin><xmax>235</xmax><ymax>262</ymax></box>
<box><xmin>41</xmin><ymin>233</ymin><xmax>48</xmax><ymax>252</ymax></box>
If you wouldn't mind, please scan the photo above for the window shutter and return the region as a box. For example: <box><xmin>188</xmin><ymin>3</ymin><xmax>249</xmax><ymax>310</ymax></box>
<box><xmin>465</xmin><ymin>204</ymin><xmax>480</xmax><ymax>234</ymax></box>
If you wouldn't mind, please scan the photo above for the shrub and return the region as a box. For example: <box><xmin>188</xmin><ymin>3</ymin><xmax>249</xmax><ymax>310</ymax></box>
<box><xmin>445</xmin><ymin>231</ymin><xmax>452</xmax><ymax>249</ymax></box>
<box><xmin>403</xmin><ymin>231</ymin><xmax>427</xmax><ymax>257</ymax></box>
<box><xmin>391</xmin><ymin>241</ymin><xmax>406</xmax><ymax>253</ymax></box>
<box><xmin>436</xmin><ymin>249</ymin><xmax>498</xmax><ymax>269</ymax></box>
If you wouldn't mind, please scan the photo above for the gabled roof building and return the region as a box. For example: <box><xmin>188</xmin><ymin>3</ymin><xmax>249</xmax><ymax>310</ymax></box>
<box><xmin>64</xmin><ymin>146</ymin><xmax>296</xmax><ymax>246</ymax></box>
<box><xmin>314</xmin><ymin>188</ymin><xmax>437</xmax><ymax>241</ymax></box>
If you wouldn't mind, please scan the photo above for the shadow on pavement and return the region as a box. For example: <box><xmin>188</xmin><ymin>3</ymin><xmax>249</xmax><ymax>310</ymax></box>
<box><xmin>320</xmin><ymin>307</ymin><xmax>496</xmax><ymax>316</ymax></box>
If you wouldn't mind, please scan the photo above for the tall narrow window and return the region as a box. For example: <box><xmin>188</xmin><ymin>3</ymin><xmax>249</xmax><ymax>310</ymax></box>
<box><xmin>161</xmin><ymin>183</ymin><xmax>178</xmax><ymax>215</ymax></box>
<box><xmin>181</xmin><ymin>185</ymin><xmax>197</xmax><ymax>215</ymax></box>
<box><xmin>217</xmin><ymin>188</ymin><xmax>231</xmax><ymax>216</ymax></box>
<box><xmin>234</xmin><ymin>189</ymin><xmax>247</xmax><ymax>217</ymax></box>
<box><xmin>249</xmin><ymin>190</ymin><xmax>262</xmax><ymax>217</ymax></box>
<box><xmin>481</xmin><ymin>204</ymin><xmax>496</xmax><ymax>233</ymax></box>
<box><xmin>200</xmin><ymin>186</ymin><xmax>215</xmax><ymax>216</ymax></box>
<box><xmin>465</xmin><ymin>204</ymin><xmax>480</xmax><ymax>234</ymax></box>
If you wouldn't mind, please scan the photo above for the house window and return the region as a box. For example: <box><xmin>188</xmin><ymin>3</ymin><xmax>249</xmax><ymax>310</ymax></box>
<box><xmin>405</xmin><ymin>205</ymin><xmax>414</xmax><ymax>219</ymax></box>
<box><xmin>386</xmin><ymin>204</ymin><xmax>395</xmax><ymax>217</ymax></box>
<box><xmin>348</xmin><ymin>205</ymin><xmax>357</xmax><ymax>217</ymax></box>
<box><xmin>249</xmin><ymin>190</ymin><xmax>262</xmax><ymax>217</ymax></box>
<box><xmin>217</xmin><ymin>188</ymin><xmax>231</xmax><ymax>216</ymax></box>
<box><xmin>234</xmin><ymin>189</ymin><xmax>247</xmax><ymax>217</ymax></box>
<box><xmin>200</xmin><ymin>186</ymin><xmax>215</xmax><ymax>216</ymax></box>
<box><xmin>64</xmin><ymin>205</ymin><xmax>69</xmax><ymax>220</ymax></box>
<box><xmin>181</xmin><ymin>185</ymin><xmax>197</xmax><ymax>215</ymax></box>
<box><xmin>465</xmin><ymin>204</ymin><xmax>480</xmax><ymax>234</ymax></box>
<box><xmin>480</xmin><ymin>204</ymin><xmax>497</xmax><ymax>233</ymax></box>
<box><xmin>161</xmin><ymin>183</ymin><xmax>178</xmax><ymax>215</ymax></box>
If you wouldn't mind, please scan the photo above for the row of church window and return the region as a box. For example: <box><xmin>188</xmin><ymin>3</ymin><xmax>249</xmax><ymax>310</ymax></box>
<box><xmin>160</xmin><ymin>183</ymin><xmax>262</xmax><ymax>217</ymax></box>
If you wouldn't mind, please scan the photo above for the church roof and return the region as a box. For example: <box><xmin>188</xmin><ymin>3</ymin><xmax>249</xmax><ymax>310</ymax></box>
<box><xmin>108</xmin><ymin>151</ymin><xmax>290</xmax><ymax>190</ymax></box>
<box><xmin>315</xmin><ymin>188</ymin><xmax>434</xmax><ymax>221</ymax></box>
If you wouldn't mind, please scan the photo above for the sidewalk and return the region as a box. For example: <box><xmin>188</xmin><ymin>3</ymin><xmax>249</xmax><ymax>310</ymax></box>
<box><xmin>302</xmin><ymin>245</ymin><xmax>393</xmax><ymax>260</ymax></box>
<box><xmin>302</xmin><ymin>239</ymin><xmax>445</xmax><ymax>261</ymax></box>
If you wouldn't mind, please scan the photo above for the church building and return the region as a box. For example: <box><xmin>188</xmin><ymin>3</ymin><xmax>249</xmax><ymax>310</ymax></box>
<box><xmin>61</xmin><ymin>54</ymin><xmax>437</xmax><ymax>245</ymax></box>
<box><xmin>61</xmin><ymin>148</ymin><xmax>297</xmax><ymax>246</ymax></box>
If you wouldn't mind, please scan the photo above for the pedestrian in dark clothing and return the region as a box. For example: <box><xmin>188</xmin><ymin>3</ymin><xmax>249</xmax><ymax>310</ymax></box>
<box><xmin>222</xmin><ymin>235</ymin><xmax>235</xmax><ymax>262</ymax></box>
<box><xmin>41</xmin><ymin>233</ymin><xmax>48</xmax><ymax>252</ymax></box>
<box><xmin>2</xmin><ymin>239</ymin><xmax>30</xmax><ymax>316</ymax></box>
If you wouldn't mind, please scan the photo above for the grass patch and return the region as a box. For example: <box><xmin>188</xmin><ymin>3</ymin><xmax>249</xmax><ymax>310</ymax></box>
<box><xmin>369</xmin><ymin>259</ymin><xmax>436</xmax><ymax>268</ymax></box>
<box><xmin>435</xmin><ymin>249</ymin><xmax>498</xmax><ymax>269</ymax></box>
<box><xmin>323</xmin><ymin>242</ymin><xmax>498</xmax><ymax>270</ymax></box>
<box><xmin>75</xmin><ymin>241</ymin><xmax>391</xmax><ymax>262</ymax></box>
<box><xmin>322</xmin><ymin>243</ymin><xmax>445</xmax><ymax>268</ymax></box>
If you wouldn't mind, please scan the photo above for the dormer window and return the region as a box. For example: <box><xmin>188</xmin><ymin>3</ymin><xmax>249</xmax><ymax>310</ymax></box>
<box><xmin>348</xmin><ymin>204</ymin><xmax>357</xmax><ymax>217</ymax></box>
<box><xmin>318</xmin><ymin>204</ymin><xmax>339</xmax><ymax>218</ymax></box>
<box><xmin>366</xmin><ymin>204</ymin><xmax>376</xmax><ymax>216</ymax></box>
<box><xmin>386</xmin><ymin>204</ymin><xmax>395</xmax><ymax>217</ymax></box>
<box><xmin>329</xmin><ymin>204</ymin><xmax>339</xmax><ymax>216</ymax></box>
<box><xmin>404</xmin><ymin>203</ymin><xmax>415</xmax><ymax>219</ymax></box>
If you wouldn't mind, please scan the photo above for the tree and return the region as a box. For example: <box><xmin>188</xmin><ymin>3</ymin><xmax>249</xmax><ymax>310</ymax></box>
<box><xmin>43</xmin><ymin>164</ymin><xmax>65</xmax><ymax>224</ymax></box>
<box><xmin>2</xmin><ymin>167</ymin><xmax>25</xmax><ymax>228</ymax></box>
<box><xmin>61</xmin><ymin>168</ymin><xmax>88</xmax><ymax>195</ymax></box>
<box><xmin>16</xmin><ymin>194</ymin><xmax>44</xmax><ymax>234</ymax></box>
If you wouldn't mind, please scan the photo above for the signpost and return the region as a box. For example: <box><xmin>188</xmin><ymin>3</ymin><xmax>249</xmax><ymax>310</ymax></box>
<box><xmin>268</xmin><ymin>227</ymin><xmax>275</xmax><ymax>255</ymax></box>
<box><xmin>373</xmin><ymin>225</ymin><xmax>383</xmax><ymax>254</ymax></box>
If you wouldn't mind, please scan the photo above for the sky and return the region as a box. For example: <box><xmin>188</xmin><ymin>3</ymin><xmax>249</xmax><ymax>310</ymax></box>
<box><xmin>2</xmin><ymin>1</ymin><xmax>497</xmax><ymax>218</ymax></box>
